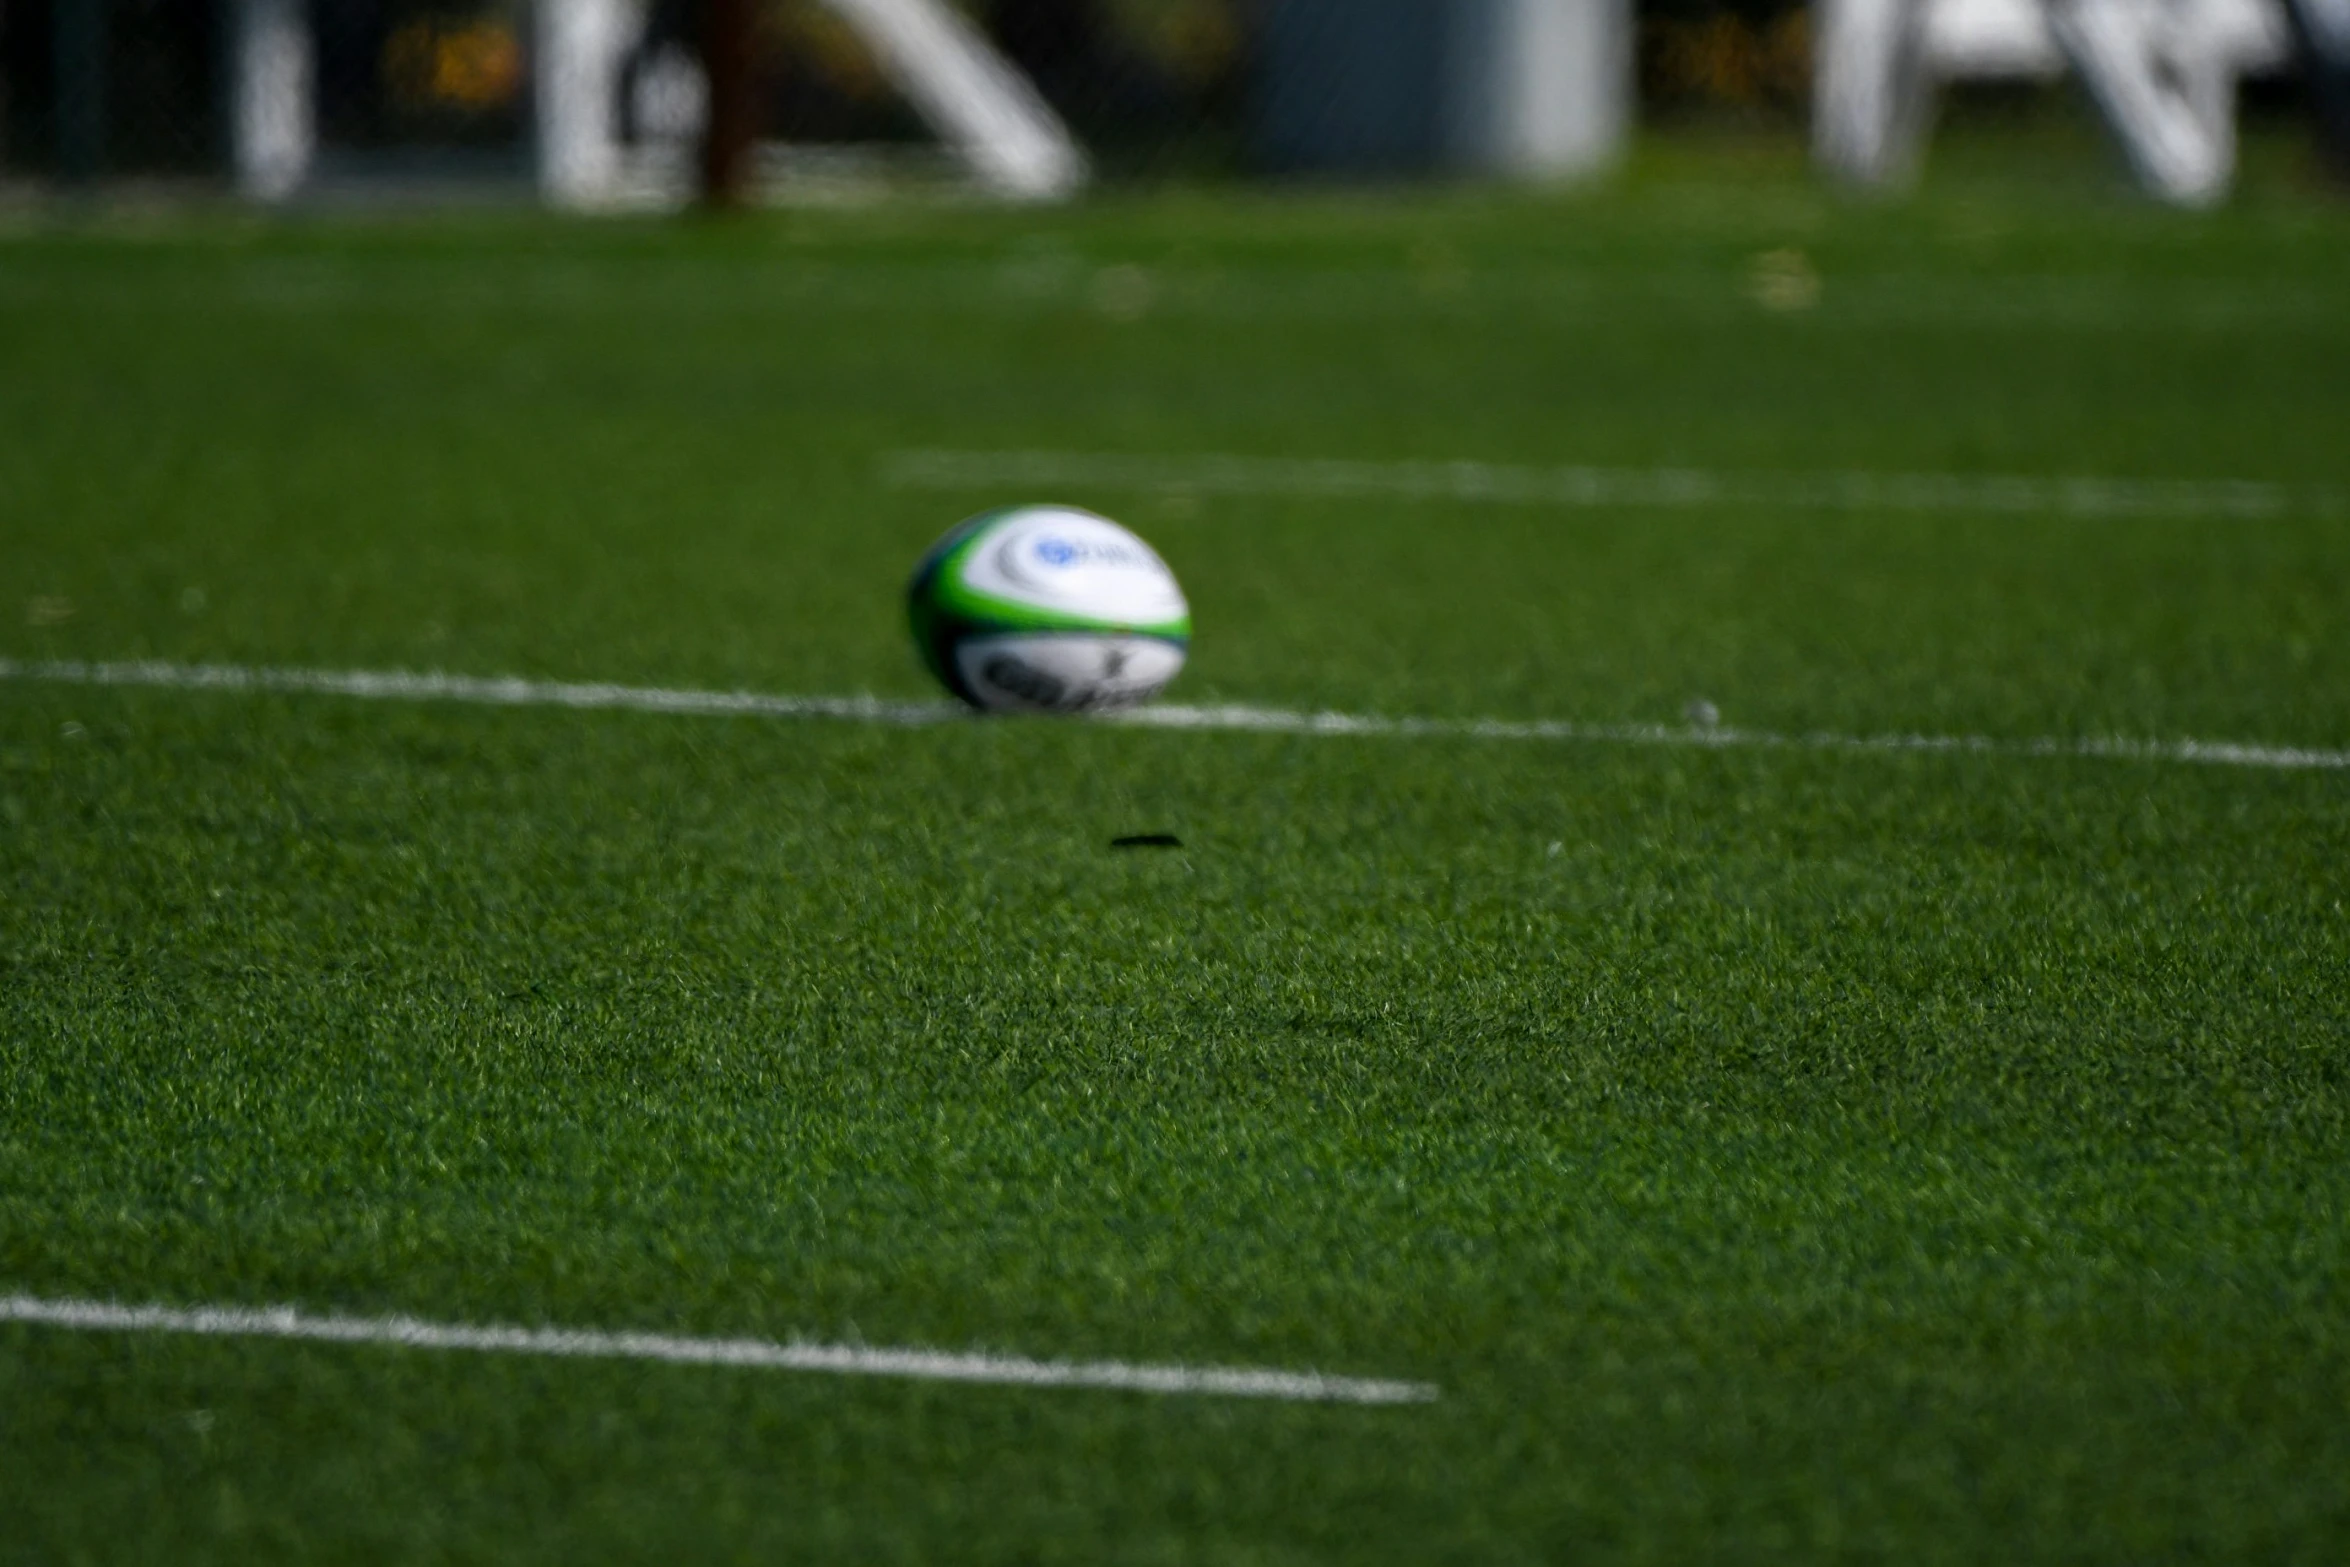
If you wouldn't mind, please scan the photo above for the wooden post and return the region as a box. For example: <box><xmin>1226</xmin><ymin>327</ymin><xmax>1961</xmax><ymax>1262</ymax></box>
<box><xmin>700</xmin><ymin>0</ymin><xmax>757</xmax><ymax>207</ymax></box>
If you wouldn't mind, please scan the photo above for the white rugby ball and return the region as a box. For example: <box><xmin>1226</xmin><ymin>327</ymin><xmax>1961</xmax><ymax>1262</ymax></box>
<box><xmin>907</xmin><ymin>506</ymin><xmax>1190</xmax><ymax>713</ymax></box>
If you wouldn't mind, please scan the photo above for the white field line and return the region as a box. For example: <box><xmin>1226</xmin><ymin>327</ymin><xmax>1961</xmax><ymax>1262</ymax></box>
<box><xmin>0</xmin><ymin>1294</ymin><xmax>1435</xmax><ymax>1405</ymax></box>
<box><xmin>885</xmin><ymin>448</ymin><xmax>2334</xmax><ymax>521</ymax></box>
<box><xmin>0</xmin><ymin>657</ymin><xmax>960</xmax><ymax>725</ymax></box>
<box><xmin>1113</xmin><ymin>701</ymin><xmax>2350</xmax><ymax>772</ymax></box>
<box><xmin>4</xmin><ymin>657</ymin><xmax>2347</xmax><ymax>773</ymax></box>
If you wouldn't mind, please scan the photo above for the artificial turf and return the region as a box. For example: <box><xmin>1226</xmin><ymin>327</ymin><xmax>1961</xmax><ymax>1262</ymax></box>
<box><xmin>3</xmin><ymin>131</ymin><xmax>2349</xmax><ymax>1561</ymax></box>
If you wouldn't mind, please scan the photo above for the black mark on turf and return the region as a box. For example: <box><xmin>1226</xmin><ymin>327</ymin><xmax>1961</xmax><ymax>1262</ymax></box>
<box><xmin>1111</xmin><ymin>834</ymin><xmax>1184</xmax><ymax>849</ymax></box>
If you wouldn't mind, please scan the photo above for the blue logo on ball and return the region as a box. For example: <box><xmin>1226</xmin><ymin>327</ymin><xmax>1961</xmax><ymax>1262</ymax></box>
<box><xmin>1033</xmin><ymin>537</ymin><xmax>1080</xmax><ymax>568</ymax></box>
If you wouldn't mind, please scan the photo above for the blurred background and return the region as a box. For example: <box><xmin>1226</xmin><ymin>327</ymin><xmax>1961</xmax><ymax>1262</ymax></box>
<box><xmin>0</xmin><ymin>0</ymin><xmax>2341</xmax><ymax>209</ymax></box>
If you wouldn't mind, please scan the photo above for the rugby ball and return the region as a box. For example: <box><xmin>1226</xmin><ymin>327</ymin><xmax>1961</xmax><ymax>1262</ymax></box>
<box><xmin>907</xmin><ymin>506</ymin><xmax>1190</xmax><ymax>713</ymax></box>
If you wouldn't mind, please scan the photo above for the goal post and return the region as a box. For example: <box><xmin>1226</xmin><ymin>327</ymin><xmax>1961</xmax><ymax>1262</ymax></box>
<box><xmin>223</xmin><ymin>0</ymin><xmax>1087</xmax><ymax>208</ymax></box>
<box><xmin>821</xmin><ymin>0</ymin><xmax>1089</xmax><ymax>201</ymax></box>
<box><xmin>1813</xmin><ymin>0</ymin><xmax>2293</xmax><ymax>204</ymax></box>
<box><xmin>231</xmin><ymin>0</ymin><xmax>316</xmax><ymax>201</ymax></box>
<box><xmin>536</xmin><ymin>0</ymin><xmax>634</xmax><ymax>206</ymax></box>
<box><xmin>541</xmin><ymin>0</ymin><xmax>1088</xmax><ymax>208</ymax></box>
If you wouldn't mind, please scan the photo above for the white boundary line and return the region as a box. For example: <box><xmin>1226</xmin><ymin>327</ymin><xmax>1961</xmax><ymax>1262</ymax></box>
<box><xmin>884</xmin><ymin>448</ymin><xmax>2335</xmax><ymax>521</ymax></box>
<box><xmin>3</xmin><ymin>657</ymin><xmax>2346</xmax><ymax>773</ymax></box>
<box><xmin>1115</xmin><ymin>700</ymin><xmax>2350</xmax><ymax>772</ymax></box>
<box><xmin>0</xmin><ymin>658</ymin><xmax>956</xmax><ymax>726</ymax></box>
<box><xmin>0</xmin><ymin>1294</ymin><xmax>1435</xmax><ymax>1404</ymax></box>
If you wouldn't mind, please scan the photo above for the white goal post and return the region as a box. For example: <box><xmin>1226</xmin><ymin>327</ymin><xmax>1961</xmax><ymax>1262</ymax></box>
<box><xmin>1816</xmin><ymin>0</ymin><xmax>2295</xmax><ymax>204</ymax></box>
<box><xmin>231</xmin><ymin>0</ymin><xmax>314</xmax><ymax>200</ymax></box>
<box><xmin>229</xmin><ymin>0</ymin><xmax>1087</xmax><ymax>207</ymax></box>
<box><xmin>820</xmin><ymin>0</ymin><xmax>1088</xmax><ymax>201</ymax></box>
<box><xmin>536</xmin><ymin>0</ymin><xmax>1086</xmax><ymax>206</ymax></box>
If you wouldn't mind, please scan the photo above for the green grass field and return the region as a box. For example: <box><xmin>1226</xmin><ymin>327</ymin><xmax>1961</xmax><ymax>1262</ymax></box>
<box><xmin>4</xmin><ymin>134</ymin><xmax>2350</xmax><ymax>1561</ymax></box>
